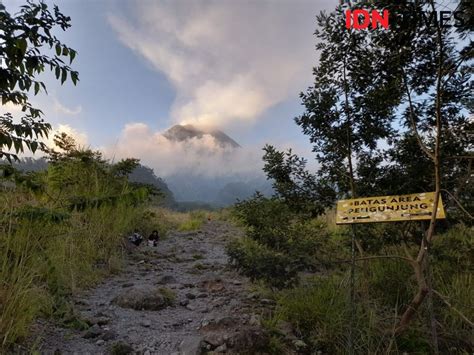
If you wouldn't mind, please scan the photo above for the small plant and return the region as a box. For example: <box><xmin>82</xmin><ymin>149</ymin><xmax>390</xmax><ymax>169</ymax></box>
<box><xmin>158</xmin><ymin>287</ymin><xmax>176</xmax><ymax>306</ymax></box>
<box><xmin>178</xmin><ymin>219</ymin><xmax>203</xmax><ymax>232</ymax></box>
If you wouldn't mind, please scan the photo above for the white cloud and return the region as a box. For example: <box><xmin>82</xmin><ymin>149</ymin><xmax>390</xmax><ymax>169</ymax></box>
<box><xmin>53</xmin><ymin>98</ymin><xmax>82</xmax><ymax>116</ymax></box>
<box><xmin>37</xmin><ymin>124</ymin><xmax>89</xmax><ymax>155</ymax></box>
<box><xmin>107</xmin><ymin>122</ymin><xmax>264</xmax><ymax>178</ymax></box>
<box><xmin>109</xmin><ymin>0</ymin><xmax>333</xmax><ymax>128</ymax></box>
<box><xmin>0</xmin><ymin>102</ymin><xmax>25</xmax><ymax>117</ymax></box>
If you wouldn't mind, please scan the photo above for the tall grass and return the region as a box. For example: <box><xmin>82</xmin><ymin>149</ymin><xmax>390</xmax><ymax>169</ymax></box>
<box><xmin>0</xmin><ymin>191</ymin><xmax>144</xmax><ymax>348</ymax></box>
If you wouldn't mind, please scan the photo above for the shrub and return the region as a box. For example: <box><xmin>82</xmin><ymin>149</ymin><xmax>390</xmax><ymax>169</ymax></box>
<box><xmin>227</xmin><ymin>238</ymin><xmax>298</xmax><ymax>288</ymax></box>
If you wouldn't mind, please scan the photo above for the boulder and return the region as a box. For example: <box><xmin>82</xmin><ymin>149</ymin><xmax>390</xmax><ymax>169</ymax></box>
<box><xmin>111</xmin><ymin>286</ymin><xmax>173</xmax><ymax>311</ymax></box>
<box><xmin>179</xmin><ymin>335</ymin><xmax>204</xmax><ymax>355</ymax></box>
<box><xmin>157</xmin><ymin>275</ymin><xmax>177</xmax><ymax>284</ymax></box>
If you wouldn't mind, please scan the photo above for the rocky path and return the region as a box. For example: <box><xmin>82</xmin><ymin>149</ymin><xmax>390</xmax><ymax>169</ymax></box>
<box><xmin>32</xmin><ymin>221</ymin><xmax>269</xmax><ymax>355</ymax></box>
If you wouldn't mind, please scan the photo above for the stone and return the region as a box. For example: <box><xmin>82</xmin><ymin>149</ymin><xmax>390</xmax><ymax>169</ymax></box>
<box><xmin>157</xmin><ymin>275</ymin><xmax>177</xmax><ymax>284</ymax></box>
<box><xmin>178</xmin><ymin>335</ymin><xmax>204</xmax><ymax>355</ymax></box>
<box><xmin>83</xmin><ymin>325</ymin><xmax>102</xmax><ymax>339</ymax></box>
<box><xmin>228</xmin><ymin>327</ymin><xmax>269</xmax><ymax>352</ymax></box>
<box><xmin>96</xmin><ymin>339</ymin><xmax>105</xmax><ymax>346</ymax></box>
<box><xmin>101</xmin><ymin>330</ymin><xmax>117</xmax><ymax>341</ymax></box>
<box><xmin>260</xmin><ymin>298</ymin><xmax>275</xmax><ymax>305</ymax></box>
<box><xmin>180</xmin><ymin>299</ymin><xmax>190</xmax><ymax>306</ymax></box>
<box><xmin>214</xmin><ymin>343</ymin><xmax>227</xmax><ymax>352</ymax></box>
<box><xmin>121</xmin><ymin>282</ymin><xmax>134</xmax><ymax>288</ymax></box>
<box><xmin>108</xmin><ymin>341</ymin><xmax>134</xmax><ymax>355</ymax></box>
<box><xmin>185</xmin><ymin>293</ymin><xmax>196</xmax><ymax>300</ymax></box>
<box><xmin>249</xmin><ymin>314</ymin><xmax>260</xmax><ymax>326</ymax></box>
<box><xmin>140</xmin><ymin>319</ymin><xmax>152</xmax><ymax>328</ymax></box>
<box><xmin>111</xmin><ymin>286</ymin><xmax>173</xmax><ymax>311</ymax></box>
<box><xmin>293</xmin><ymin>339</ymin><xmax>307</xmax><ymax>349</ymax></box>
<box><xmin>204</xmin><ymin>333</ymin><xmax>224</xmax><ymax>347</ymax></box>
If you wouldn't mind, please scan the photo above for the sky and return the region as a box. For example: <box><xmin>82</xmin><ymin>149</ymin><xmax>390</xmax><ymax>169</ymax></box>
<box><xmin>4</xmin><ymin>0</ymin><xmax>337</xmax><ymax>177</ymax></box>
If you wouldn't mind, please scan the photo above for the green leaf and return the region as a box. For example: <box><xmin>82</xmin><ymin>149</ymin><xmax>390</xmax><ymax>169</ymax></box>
<box><xmin>16</xmin><ymin>38</ymin><xmax>28</xmax><ymax>55</ymax></box>
<box><xmin>69</xmin><ymin>49</ymin><xmax>76</xmax><ymax>64</ymax></box>
<box><xmin>34</xmin><ymin>82</ymin><xmax>40</xmax><ymax>95</ymax></box>
<box><xmin>71</xmin><ymin>71</ymin><xmax>78</xmax><ymax>85</ymax></box>
<box><xmin>55</xmin><ymin>44</ymin><xmax>62</xmax><ymax>56</ymax></box>
<box><xmin>55</xmin><ymin>66</ymin><xmax>60</xmax><ymax>79</ymax></box>
<box><xmin>13</xmin><ymin>139</ymin><xmax>22</xmax><ymax>153</ymax></box>
<box><xmin>61</xmin><ymin>68</ymin><xmax>67</xmax><ymax>84</ymax></box>
<box><xmin>30</xmin><ymin>141</ymin><xmax>38</xmax><ymax>153</ymax></box>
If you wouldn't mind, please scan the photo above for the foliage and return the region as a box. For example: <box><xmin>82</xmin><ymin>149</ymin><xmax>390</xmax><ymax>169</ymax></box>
<box><xmin>262</xmin><ymin>144</ymin><xmax>335</xmax><ymax>216</ymax></box>
<box><xmin>0</xmin><ymin>1</ymin><xmax>78</xmax><ymax>162</ymax></box>
<box><xmin>228</xmin><ymin>194</ymin><xmax>341</xmax><ymax>287</ymax></box>
<box><xmin>0</xmin><ymin>135</ymin><xmax>152</xmax><ymax>348</ymax></box>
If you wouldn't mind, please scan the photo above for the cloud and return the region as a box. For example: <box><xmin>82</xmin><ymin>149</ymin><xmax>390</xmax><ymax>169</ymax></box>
<box><xmin>39</xmin><ymin>124</ymin><xmax>89</xmax><ymax>153</ymax></box>
<box><xmin>53</xmin><ymin>98</ymin><xmax>82</xmax><ymax>116</ymax></box>
<box><xmin>0</xmin><ymin>102</ymin><xmax>24</xmax><ymax>116</ymax></box>
<box><xmin>109</xmin><ymin>0</ymin><xmax>332</xmax><ymax>128</ymax></box>
<box><xmin>107</xmin><ymin>122</ymin><xmax>264</xmax><ymax>178</ymax></box>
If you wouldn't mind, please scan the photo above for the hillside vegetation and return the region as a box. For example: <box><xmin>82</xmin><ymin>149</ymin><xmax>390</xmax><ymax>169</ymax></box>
<box><xmin>0</xmin><ymin>135</ymin><xmax>208</xmax><ymax>349</ymax></box>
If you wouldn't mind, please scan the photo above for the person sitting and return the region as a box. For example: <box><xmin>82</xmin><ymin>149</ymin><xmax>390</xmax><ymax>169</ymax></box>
<box><xmin>148</xmin><ymin>230</ymin><xmax>159</xmax><ymax>247</ymax></box>
<box><xmin>128</xmin><ymin>231</ymin><xmax>143</xmax><ymax>246</ymax></box>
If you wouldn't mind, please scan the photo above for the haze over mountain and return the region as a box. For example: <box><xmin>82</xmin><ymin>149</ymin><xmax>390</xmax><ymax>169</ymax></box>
<box><xmin>160</xmin><ymin>124</ymin><xmax>271</xmax><ymax>206</ymax></box>
<box><xmin>164</xmin><ymin>124</ymin><xmax>241</xmax><ymax>149</ymax></box>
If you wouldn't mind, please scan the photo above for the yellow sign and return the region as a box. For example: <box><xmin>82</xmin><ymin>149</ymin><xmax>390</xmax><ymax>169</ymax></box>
<box><xmin>336</xmin><ymin>192</ymin><xmax>446</xmax><ymax>224</ymax></box>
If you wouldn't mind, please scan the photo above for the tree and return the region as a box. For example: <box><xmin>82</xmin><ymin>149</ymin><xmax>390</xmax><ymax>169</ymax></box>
<box><xmin>372</xmin><ymin>0</ymin><xmax>473</xmax><ymax>335</ymax></box>
<box><xmin>0</xmin><ymin>1</ymin><xmax>79</xmax><ymax>162</ymax></box>
<box><xmin>298</xmin><ymin>0</ymin><xmax>473</xmax><ymax>340</ymax></box>
<box><xmin>262</xmin><ymin>144</ymin><xmax>335</xmax><ymax>216</ymax></box>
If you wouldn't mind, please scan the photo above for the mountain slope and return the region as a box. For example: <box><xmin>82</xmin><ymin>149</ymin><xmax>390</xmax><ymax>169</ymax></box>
<box><xmin>163</xmin><ymin>124</ymin><xmax>241</xmax><ymax>148</ymax></box>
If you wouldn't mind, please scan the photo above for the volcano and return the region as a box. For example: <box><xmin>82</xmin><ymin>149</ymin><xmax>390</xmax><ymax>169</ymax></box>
<box><xmin>163</xmin><ymin>124</ymin><xmax>241</xmax><ymax>149</ymax></box>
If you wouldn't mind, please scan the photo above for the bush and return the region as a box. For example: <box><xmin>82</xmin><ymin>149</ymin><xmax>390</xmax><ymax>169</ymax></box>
<box><xmin>228</xmin><ymin>194</ymin><xmax>338</xmax><ymax>287</ymax></box>
<box><xmin>227</xmin><ymin>238</ymin><xmax>298</xmax><ymax>288</ymax></box>
<box><xmin>0</xmin><ymin>141</ymin><xmax>151</xmax><ymax>349</ymax></box>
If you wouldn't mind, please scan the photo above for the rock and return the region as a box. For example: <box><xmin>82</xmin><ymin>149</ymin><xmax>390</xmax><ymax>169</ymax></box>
<box><xmin>178</xmin><ymin>335</ymin><xmax>204</xmax><ymax>355</ymax></box>
<box><xmin>231</xmin><ymin>280</ymin><xmax>242</xmax><ymax>286</ymax></box>
<box><xmin>96</xmin><ymin>339</ymin><xmax>105</xmax><ymax>346</ymax></box>
<box><xmin>180</xmin><ymin>299</ymin><xmax>190</xmax><ymax>306</ymax></box>
<box><xmin>197</xmin><ymin>293</ymin><xmax>208</xmax><ymax>298</ymax></box>
<box><xmin>214</xmin><ymin>343</ymin><xmax>227</xmax><ymax>352</ymax></box>
<box><xmin>260</xmin><ymin>298</ymin><xmax>275</xmax><ymax>305</ymax></box>
<box><xmin>293</xmin><ymin>339</ymin><xmax>307</xmax><ymax>349</ymax></box>
<box><xmin>157</xmin><ymin>275</ymin><xmax>177</xmax><ymax>284</ymax></box>
<box><xmin>186</xmin><ymin>304</ymin><xmax>196</xmax><ymax>311</ymax></box>
<box><xmin>228</xmin><ymin>327</ymin><xmax>269</xmax><ymax>352</ymax></box>
<box><xmin>101</xmin><ymin>330</ymin><xmax>117</xmax><ymax>341</ymax></box>
<box><xmin>185</xmin><ymin>293</ymin><xmax>196</xmax><ymax>300</ymax></box>
<box><xmin>108</xmin><ymin>341</ymin><xmax>134</xmax><ymax>355</ymax></box>
<box><xmin>83</xmin><ymin>325</ymin><xmax>102</xmax><ymax>339</ymax></box>
<box><xmin>111</xmin><ymin>286</ymin><xmax>173</xmax><ymax>311</ymax></box>
<box><xmin>121</xmin><ymin>282</ymin><xmax>134</xmax><ymax>288</ymax></box>
<box><xmin>204</xmin><ymin>333</ymin><xmax>224</xmax><ymax>347</ymax></box>
<box><xmin>199</xmin><ymin>279</ymin><xmax>225</xmax><ymax>293</ymax></box>
<box><xmin>86</xmin><ymin>316</ymin><xmax>110</xmax><ymax>326</ymax></box>
<box><xmin>249</xmin><ymin>314</ymin><xmax>260</xmax><ymax>326</ymax></box>
<box><xmin>140</xmin><ymin>319</ymin><xmax>152</xmax><ymax>328</ymax></box>
<box><xmin>217</xmin><ymin>317</ymin><xmax>238</xmax><ymax>327</ymax></box>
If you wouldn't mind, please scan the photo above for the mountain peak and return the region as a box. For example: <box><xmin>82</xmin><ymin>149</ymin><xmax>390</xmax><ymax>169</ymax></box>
<box><xmin>163</xmin><ymin>124</ymin><xmax>241</xmax><ymax>148</ymax></box>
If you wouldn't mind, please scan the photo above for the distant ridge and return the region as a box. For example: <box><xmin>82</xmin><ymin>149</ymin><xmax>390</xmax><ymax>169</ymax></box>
<box><xmin>163</xmin><ymin>124</ymin><xmax>241</xmax><ymax>148</ymax></box>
